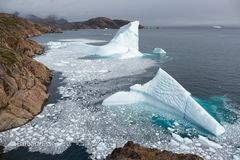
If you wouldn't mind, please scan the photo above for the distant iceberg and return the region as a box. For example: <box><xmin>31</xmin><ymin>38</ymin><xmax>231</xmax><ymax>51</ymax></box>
<box><xmin>212</xmin><ymin>26</ymin><xmax>222</xmax><ymax>29</ymax></box>
<box><xmin>82</xmin><ymin>21</ymin><xmax>143</xmax><ymax>59</ymax></box>
<box><xmin>103</xmin><ymin>68</ymin><xmax>225</xmax><ymax>136</ymax></box>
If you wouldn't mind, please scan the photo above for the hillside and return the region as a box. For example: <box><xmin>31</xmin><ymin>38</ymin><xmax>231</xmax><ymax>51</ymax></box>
<box><xmin>26</xmin><ymin>15</ymin><xmax>144</xmax><ymax>30</ymax></box>
<box><xmin>0</xmin><ymin>13</ymin><xmax>58</xmax><ymax>131</ymax></box>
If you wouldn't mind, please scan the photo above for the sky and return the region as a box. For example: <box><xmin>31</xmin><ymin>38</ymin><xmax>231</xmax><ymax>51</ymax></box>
<box><xmin>0</xmin><ymin>0</ymin><xmax>240</xmax><ymax>26</ymax></box>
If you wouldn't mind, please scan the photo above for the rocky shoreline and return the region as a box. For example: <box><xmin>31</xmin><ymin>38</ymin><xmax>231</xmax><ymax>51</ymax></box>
<box><xmin>0</xmin><ymin>13</ymin><xmax>59</xmax><ymax>131</ymax></box>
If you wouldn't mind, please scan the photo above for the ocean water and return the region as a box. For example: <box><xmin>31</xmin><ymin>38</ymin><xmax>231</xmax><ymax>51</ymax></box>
<box><xmin>1</xmin><ymin>27</ymin><xmax>240</xmax><ymax>160</ymax></box>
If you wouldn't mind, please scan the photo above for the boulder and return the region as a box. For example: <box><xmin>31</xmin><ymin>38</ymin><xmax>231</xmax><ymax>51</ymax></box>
<box><xmin>107</xmin><ymin>141</ymin><xmax>203</xmax><ymax>160</ymax></box>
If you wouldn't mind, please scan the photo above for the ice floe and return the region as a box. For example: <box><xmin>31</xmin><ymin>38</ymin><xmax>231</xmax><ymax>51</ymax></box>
<box><xmin>59</xmin><ymin>38</ymin><xmax>107</xmax><ymax>43</ymax></box>
<box><xmin>198</xmin><ymin>135</ymin><xmax>222</xmax><ymax>149</ymax></box>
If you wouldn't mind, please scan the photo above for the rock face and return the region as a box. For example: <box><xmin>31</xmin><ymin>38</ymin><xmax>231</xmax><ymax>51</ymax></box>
<box><xmin>107</xmin><ymin>141</ymin><xmax>203</xmax><ymax>160</ymax></box>
<box><xmin>26</xmin><ymin>15</ymin><xmax>144</xmax><ymax>30</ymax></box>
<box><xmin>0</xmin><ymin>13</ymin><xmax>57</xmax><ymax>131</ymax></box>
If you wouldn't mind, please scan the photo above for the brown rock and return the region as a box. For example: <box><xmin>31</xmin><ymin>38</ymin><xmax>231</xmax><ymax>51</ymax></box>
<box><xmin>107</xmin><ymin>141</ymin><xmax>203</xmax><ymax>160</ymax></box>
<box><xmin>6</xmin><ymin>104</ymin><xmax>33</xmax><ymax>119</ymax></box>
<box><xmin>0</xmin><ymin>13</ymin><xmax>55</xmax><ymax>131</ymax></box>
<box><xmin>0</xmin><ymin>111</ymin><xmax>27</xmax><ymax>131</ymax></box>
<box><xmin>0</xmin><ymin>60</ymin><xmax>50</xmax><ymax>131</ymax></box>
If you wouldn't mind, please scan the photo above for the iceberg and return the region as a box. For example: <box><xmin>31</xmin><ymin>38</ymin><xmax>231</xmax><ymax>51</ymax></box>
<box><xmin>212</xmin><ymin>25</ymin><xmax>222</xmax><ymax>29</ymax></box>
<box><xmin>103</xmin><ymin>68</ymin><xmax>225</xmax><ymax>136</ymax></box>
<box><xmin>80</xmin><ymin>21</ymin><xmax>143</xmax><ymax>59</ymax></box>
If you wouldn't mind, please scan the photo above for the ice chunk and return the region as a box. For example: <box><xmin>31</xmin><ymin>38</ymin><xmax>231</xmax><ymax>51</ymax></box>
<box><xmin>233</xmin><ymin>155</ymin><xmax>240</xmax><ymax>160</ymax></box>
<box><xmin>170</xmin><ymin>139</ymin><xmax>179</xmax><ymax>147</ymax></box>
<box><xmin>6</xmin><ymin>141</ymin><xmax>17</xmax><ymax>147</ymax></box>
<box><xmin>213</xmin><ymin>26</ymin><xmax>222</xmax><ymax>29</ymax></box>
<box><xmin>103</xmin><ymin>68</ymin><xmax>225</xmax><ymax>136</ymax></box>
<box><xmin>180</xmin><ymin>144</ymin><xmax>190</xmax><ymax>151</ymax></box>
<box><xmin>96</xmin><ymin>142</ymin><xmax>107</xmax><ymax>151</ymax></box>
<box><xmin>183</xmin><ymin>137</ymin><xmax>193</xmax><ymax>144</ymax></box>
<box><xmin>198</xmin><ymin>136</ymin><xmax>222</xmax><ymax>149</ymax></box>
<box><xmin>172</xmin><ymin>133</ymin><xmax>184</xmax><ymax>143</ymax></box>
<box><xmin>47</xmin><ymin>41</ymin><xmax>67</xmax><ymax>49</ymax></box>
<box><xmin>153</xmin><ymin>48</ymin><xmax>167</xmax><ymax>57</ymax></box>
<box><xmin>66</xmin><ymin>136</ymin><xmax>74</xmax><ymax>141</ymax></box>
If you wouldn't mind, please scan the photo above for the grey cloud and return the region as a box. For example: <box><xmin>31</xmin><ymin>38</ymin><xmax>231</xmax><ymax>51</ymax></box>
<box><xmin>0</xmin><ymin>0</ymin><xmax>239</xmax><ymax>26</ymax></box>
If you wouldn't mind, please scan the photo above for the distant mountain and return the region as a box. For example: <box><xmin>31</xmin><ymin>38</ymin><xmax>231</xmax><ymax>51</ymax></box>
<box><xmin>25</xmin><ymin>15</ymin><xmax>144</xmax><ymax>30</ymax></box>
<box><xmin>26</xmin><ymin>15</ymin><xmax>68</xmax><ymax>29</ymax></box>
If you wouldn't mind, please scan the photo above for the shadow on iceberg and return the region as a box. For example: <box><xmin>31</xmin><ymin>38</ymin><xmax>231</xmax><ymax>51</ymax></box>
<box><xmin>102</xmin><ymin>68</ymin><xmax>225</xmax><ymax>136</ymax></box>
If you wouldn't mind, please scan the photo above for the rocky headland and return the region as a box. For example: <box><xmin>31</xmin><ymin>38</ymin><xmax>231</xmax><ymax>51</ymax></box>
<box><xmin>26</xmin><ymin>15</ymin><xmax>144</xmax><ymax>30</ymax></box>
<box><xmin>0</xmin><ymin>13</ymin><xmax>59</xmax><ymax>131</ymax></box>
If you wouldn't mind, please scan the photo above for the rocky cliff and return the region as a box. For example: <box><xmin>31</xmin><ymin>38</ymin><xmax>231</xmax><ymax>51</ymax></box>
<box><xmin>0</xmin><ymin>13</ymin><xmax>57</xmax><ymax>131</ymax></box>
<box><xmin>107</xmin><ymin>141</ymin><xmax>203</xmax><ymax>160</ymax></box>
<box><xmin>26</xmin><ymin>15</ymin><xmax>144</xmax><ymax>30</ymax></box>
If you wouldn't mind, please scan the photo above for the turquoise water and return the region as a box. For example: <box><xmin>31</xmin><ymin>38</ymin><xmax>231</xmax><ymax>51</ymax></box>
<box><xmin>151</xmin><ymin>95</ymin><xmax>239</xmax><ymax>137</ymax></box>
<box><xmin>195</xmin><ymin>96</ymin><xmax>239</xmax><ymax>124</ymax></box>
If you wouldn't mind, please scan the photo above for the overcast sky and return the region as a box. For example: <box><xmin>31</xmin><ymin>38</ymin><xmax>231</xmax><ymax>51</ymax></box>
<box><xmin>0</xmin><ymin>0</ymin><xmax>240</xmax><ymax>26</ymax></box>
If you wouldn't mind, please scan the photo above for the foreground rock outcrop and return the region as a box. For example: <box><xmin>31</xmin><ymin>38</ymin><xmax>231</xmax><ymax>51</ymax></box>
<box><xmin>0</xmin><ymin>13</ymin><xmax>57</xmax><ymax>131</ymax></box>
<box><xmin>107</xmin><ymin>141</ymin><xmax>203</xmax><ymax>160</ymax></box>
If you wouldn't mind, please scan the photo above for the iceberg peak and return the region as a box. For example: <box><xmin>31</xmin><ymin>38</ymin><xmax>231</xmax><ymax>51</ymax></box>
<box><xmin>94</xmin><ymin>21</ymin><xmax>142</xmax><ymax>59</ymax></box>
<box><xmin>109</xmin><ymin>21</ymin><xmax>140</xmax><ymax>50</ymax></box>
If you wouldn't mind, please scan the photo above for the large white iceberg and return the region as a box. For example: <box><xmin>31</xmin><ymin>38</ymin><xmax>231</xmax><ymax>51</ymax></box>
<box><xmin>82</xmin><ymin>21</ymin><xmax>143</xmax><ymax>59</ymax></box>
<box><xmin>103</xmin><ymin>68</ymin><xmax>225</xmax><ymax>136</ymax></box>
